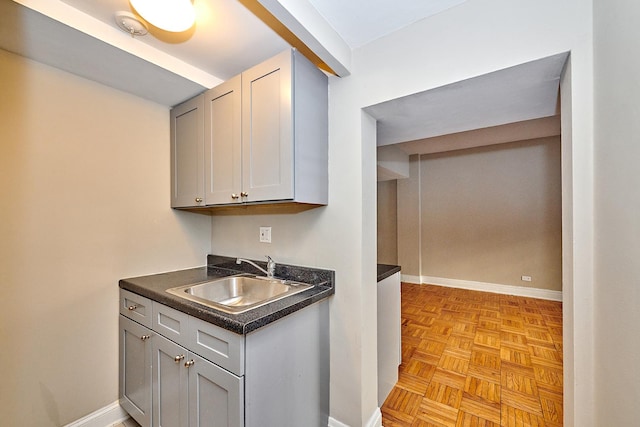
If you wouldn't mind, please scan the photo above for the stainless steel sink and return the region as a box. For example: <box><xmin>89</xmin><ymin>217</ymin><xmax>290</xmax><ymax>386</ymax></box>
<box><xmin>166</xmin><ymin>275</ymin><xmax>314</xmax><ymax>314</ymax></box>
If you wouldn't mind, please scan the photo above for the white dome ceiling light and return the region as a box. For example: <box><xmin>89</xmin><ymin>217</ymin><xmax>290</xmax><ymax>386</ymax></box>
<box><xmin>129</xmin><ymin>0</ymin><xmax>196</xmax><ymax>33</ymax></box>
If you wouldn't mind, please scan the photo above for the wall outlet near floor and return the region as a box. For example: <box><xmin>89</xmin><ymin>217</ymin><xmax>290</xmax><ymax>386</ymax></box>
<box><xmin>259</xmin><ymin>227</ymin><xmax>272</xmax><ymax>243</ymax></box>
<box><xmin>521</xmin><ymin>275</ymin><xmax>532</xmax><ymax>282</ymax></box>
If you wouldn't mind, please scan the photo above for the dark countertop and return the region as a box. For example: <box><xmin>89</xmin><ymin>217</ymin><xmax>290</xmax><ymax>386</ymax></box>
<box><xmin>119</xmin><ymin>255</ymin><xmax>334</xmax><ymax>335</ymax></box>
<box><xmin>377</xmin><ymin>264</ymin><xmax>401</xmax><ymax>282</ymax></box>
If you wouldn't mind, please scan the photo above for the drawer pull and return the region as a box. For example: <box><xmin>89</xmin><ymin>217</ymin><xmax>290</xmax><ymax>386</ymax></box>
<box><xmin>174</xmin><ymin>355</ymin><xmax>185</xmax><ymax>363</ymax></box>
<box><xmin>128</xmin><ymin>305</ymin><xmax>137</xmax><ymax>311</ymax></box>
<box><xmin>184</xmin><ymin>360</ymin><xmax>195</xmax><ymax>368</ymax></box>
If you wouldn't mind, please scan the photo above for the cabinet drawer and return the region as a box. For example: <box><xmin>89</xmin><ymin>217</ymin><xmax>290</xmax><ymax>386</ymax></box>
<box><xmin>152</xmin><ymin>301</ymin><xmax>189</xmax><ymax>347</ymax></box>
<box><xmin>188</xmin><ymin>316</ymin><xmax>245</xmax><ymax>376</ymax></box>
<box><xmin>120</xmin><ymin>289</ymin><xmax>152</xmax><ymax>328</ymax></box>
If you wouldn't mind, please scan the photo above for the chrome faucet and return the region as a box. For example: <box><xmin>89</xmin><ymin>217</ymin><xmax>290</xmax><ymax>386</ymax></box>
<box><xmin>236</xmin><ymin>256</ymin><xmax>276</xmax><ymax>278</ymax></box>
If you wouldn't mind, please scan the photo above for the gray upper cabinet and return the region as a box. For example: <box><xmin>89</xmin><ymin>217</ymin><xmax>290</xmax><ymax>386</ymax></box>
<box><xmin>171</xmin><ymin>95</ymin><xmax>205</xmax><ymax>208</ymax></box>
<box><xmin>241</xmin><ymin>50</ymin><xmax>294</xmax><ymax>203</ymax></box>
<box><xmin>204</xmin><ymin>75</ymin><xmax>242</xmax><ymax>205</ymax></box>
<box><xmin>170</xmin><ymin>49</ymin><xmax>328</xmax><ymax>209</ymax></box>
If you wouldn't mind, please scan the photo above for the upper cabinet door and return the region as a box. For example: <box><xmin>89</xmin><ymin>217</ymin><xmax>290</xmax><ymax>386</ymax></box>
<box><xmin>204</xmin><ymin>76</ymin><xmax>242</xmax><ymax>206</ymax></box>
<box><xmin>171</xmin><ymin>95</ymin><xmax>204</xmax><ymax>208</ymax></box>
<box><xmin>241</xmin><ymin>50</ymin><xmax>294</xmax><ymax>203</ymax></box>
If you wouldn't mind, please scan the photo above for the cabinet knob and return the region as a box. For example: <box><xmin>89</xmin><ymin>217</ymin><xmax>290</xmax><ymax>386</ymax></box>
<box><xmin>140</xmin><ymin>335</ymin><xmax>151</xmax><ymax>341</ymax></box>
<box><xmin>174</xmin><ymin>354</ymin><xmax>185</xmax><ymax>363</ymax></box>
<box><xmin>184</xmin><ymin>360</ymin><xmax>195</xmax><ymax>368</ymax></box>
<box><xmin>128</xmin><ymin>305</ymin><xmax>137</xmax><ymax>311</ymax></box>
<box><xmin>195</xmin><ymin>197</ymin><xmax>203</xmax><ymax>203</ymax></box>
<box><xmin>231</xmin><ymin>194</ymin><xmax>239</xmax><ymax>200</ymax></box>
<box><xmin>240</xmin><ymin>192</ymin><xmax>248</xmax><ymax>198</ymax></box>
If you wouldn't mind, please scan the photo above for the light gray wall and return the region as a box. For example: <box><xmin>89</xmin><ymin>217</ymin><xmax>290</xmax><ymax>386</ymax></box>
<box><xmin>389</xmin><ymin>137</ymin><xmax>562</xmax><ymax>290</ymax></box>
<box><xmin>397</xmin><ymin>155</ymin><xmax>422</xmax><ymax>277</ymax></box>
<box><xmin>377</xmin><ymin>180</ymin><xmax>398</xmax><ymax>264</ymax></box>
<box><xmin>594</xmin><ymin>0</ymin><xmax>640</xmax><ymax>424</ymax></box>
<box><xmin>210</xmin><ymin>0</ymin><xmax>595</xmax><ymax>424</ymax></box>
<box><xmin>0</xmin><ymin>50</ymin><xmax>211</xmax><ymax>427</ymax></box>
<box><xmin>418</xmin><ymin>137</ymin><xmax>562</xmax><ymax>290</ymax></box>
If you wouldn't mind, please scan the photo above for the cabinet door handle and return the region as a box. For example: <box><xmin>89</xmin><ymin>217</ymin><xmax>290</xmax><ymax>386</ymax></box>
<box><xmin>174</xmin><ymin>354</ymin><xmax>185</xmax><ymax>363</ymax></box>
<box><xmin>184</xmin><ymin>360</ymin><xmax>195</xmax><ymax>368</ymax></box>
<box><xmin>140</xmin><ymin>335</ymin><xmax>151</xmax><ymax>341</ymax></box>
<box><xmin>240</xmin><ymin>192</ymin><xmax>248</xmax><ymax>198</ymax></box>
<box><xmin>231</xmin><ymin>194</ymin><xmax>239</xmax><ymax>200</ymax></box>
<box><xmin>128</xmin><ymin>305</ymin><xmax>137</xmax><ymax>311</ymax></box>
<box><xmin>195</xmin><ymin>197</ymin><xmax>203</xmax><ymax>203</ymax></box>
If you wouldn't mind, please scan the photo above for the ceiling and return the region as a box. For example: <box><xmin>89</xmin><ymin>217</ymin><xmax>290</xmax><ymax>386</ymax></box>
<box><xmin>58</xmin><ymin>0</ymin><xmax>290</xmax><ymax>81</ymax></box>
<box><xmin>1</xmin><ymin>0</ymin><xmax>566</xmax><ymax>155</ymax></box>
<box><xmin>0</xmin><ymin>0</ymin><xmax>468</xmax><ymax>106</ymax></box>
<box><xmin>308</xmin><ymin>0</ymin><xmax>466</xmax><ymax>48</ymax></box>
<box><xmin>365</xmin><ymin>52</ymin><xmax>568</xmax><ymax>148</ymax></box>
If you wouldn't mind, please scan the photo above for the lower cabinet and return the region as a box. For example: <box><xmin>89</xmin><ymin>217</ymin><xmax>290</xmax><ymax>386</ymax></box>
<box><xmin>152</xmin><ymin>334</ymin><xmax>188</xmax><ymax>427</ymax></box>
<box><xmin>153</xmin><ymin>333</ymin><xmax>243</xmax><ymax>427</ymax></box>
<box><xmin>119</xmin><ymin>290</ymin><xmax>329</xmax><ymax>427</ymax></box>
<box><xmin>119</xmin><ymin>316</ymin><xmax>152</xmax><ymax>427</ymax></box>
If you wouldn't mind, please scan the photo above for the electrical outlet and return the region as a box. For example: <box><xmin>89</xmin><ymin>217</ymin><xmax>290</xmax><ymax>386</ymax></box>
<box><xmin>259</xmin><ymin>227</ymin><xmax>271</xmax><ymax>243</ymax></box>
<box><xmin>521</xmin><ymin>275</ymin><xmax>532</xmax><ymax>282</ymax></box>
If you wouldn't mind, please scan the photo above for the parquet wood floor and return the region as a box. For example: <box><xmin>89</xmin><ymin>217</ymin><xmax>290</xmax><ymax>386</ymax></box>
<box><xmin>381</xmin><ymin>283</ymin><xmax>563</xmax><ymax>427</ymax></box>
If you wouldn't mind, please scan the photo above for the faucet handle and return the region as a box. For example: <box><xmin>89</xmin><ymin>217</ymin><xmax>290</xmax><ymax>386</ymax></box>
<box><xmin>265</xmin><ymin>256</ymin><xmax>276</xmax><ymax>277</ymax></box>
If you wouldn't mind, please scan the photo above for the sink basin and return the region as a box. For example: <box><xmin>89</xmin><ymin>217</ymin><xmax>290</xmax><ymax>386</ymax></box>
<box><xmin>166</xmin><ymin>275</ymin><xmax>314</xmax><ymax>314</ymax></box>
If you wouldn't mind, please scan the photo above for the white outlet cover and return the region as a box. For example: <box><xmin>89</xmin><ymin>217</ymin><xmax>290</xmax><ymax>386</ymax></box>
<box><xmin>259</xmin><ymin>227</ymin><xmax>271</xmax><ymax>243</ymax></box>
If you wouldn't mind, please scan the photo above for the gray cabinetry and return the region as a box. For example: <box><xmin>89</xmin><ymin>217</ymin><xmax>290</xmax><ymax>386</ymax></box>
<box><xmin>121</xmin><ymin>289</ymin><xmax>153</xmax><ymax>328</ymax></box>
<box><xmin>244</xmin><ymin>299</ymin><xmax>329</xmax><ymax>426</ymax></box>
<box><xmin>170</xmin><ymin>49</ymin><xmax>327</xmax><ymax>209</ymax></box>
<box><xmin>188</xmin><ymin>352</ymin><xmax>243</xmax><ymax>427</ymax></box>
<box><xmin>171</xmin><ymin>95</ymin><xmax>205</xmax><ymax>208</ymax></box>
<box><xmin>152</xmin><ymin>333</ymin><xmax>189</xmax><ymax>427</ymax></box>
<box><xmin>152</xmin><ymin>333</ymin><xmax>243</xmax><ymax>427</ymax></box>
<box><xmin>240</xmin><ymin>50</ymin><xmax>294</xmax><ymax>203</ymax></box>
<box><xmin>187</xmin><ymin>315</ymin><xmax>244</xmax><ymax>376</ymax></box>
<box><xmin>204</xmin><ymin>75</ymin><xmax>242</xmax><ymax>205</ymax></box>
<box><xmin>241</xmin><ymin>49</ymin><xmax>328</xmax><ymax>205</ymax></box>
<box><xmin>120</xmin><ymin>289</ymin><xmax>328</xmax><ymax>427</ymax></box>
<box><xmin>120</xmin><ymin>315</ymin><xmax>152</xmax><ymax>427</ymax></box>
<box><xmin>121</xmin><ymin>295</ymin><xmax>243</xmax><ymax>427</ymax></box>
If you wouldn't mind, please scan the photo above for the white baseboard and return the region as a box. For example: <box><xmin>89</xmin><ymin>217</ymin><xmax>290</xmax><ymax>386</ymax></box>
<box><xmin>401</xmin><ymin>274</ymin><xmax>421</xmax><ymax>284</ymax></box>
<box><xmin>420</xmin><ymin>276</ymin><xmax>563</xmax><ymax>301</ymax></box>
<box><xmin>366</xmin><ymin>408</ymin><xmax>383</xmax><ymax>427</ymax></box>
<box><xmin>64</xmin><ymin>401</ymin><xmax>129</xmax><ymax>427</ymax></box>
<box><xmin>328</xmin><ymin>407</ymin><xmax>382</xmax><ymax>427</ymax></box>
<box><xmin>328</xmin><ymin>416</ymin><xmax>350</xmax><ymax>427</ymax></box>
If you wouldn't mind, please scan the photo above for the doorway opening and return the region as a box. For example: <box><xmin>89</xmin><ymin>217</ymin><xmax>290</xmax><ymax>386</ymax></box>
<box><xmin>371</xmin><ymin>52</ymin><xmax>572</xmax><ymax>425</ymax></box>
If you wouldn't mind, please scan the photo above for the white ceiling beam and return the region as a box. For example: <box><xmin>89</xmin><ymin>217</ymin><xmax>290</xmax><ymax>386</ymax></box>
<box><xmin>243</xmin><ymin>0</ymin><xmax>352</xmax><ymax>76</ymax></box>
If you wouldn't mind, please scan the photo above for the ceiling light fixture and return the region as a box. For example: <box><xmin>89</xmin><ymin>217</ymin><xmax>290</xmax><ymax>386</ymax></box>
<box><xmin>129</xmin><ymin>0</ymin><xmax>196</xmax><ymax>32</ymax></box>
<box><xmin>114</xmin><ymin>11</ymin><xmax>148</xmax><ymax>37</ymax></box>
